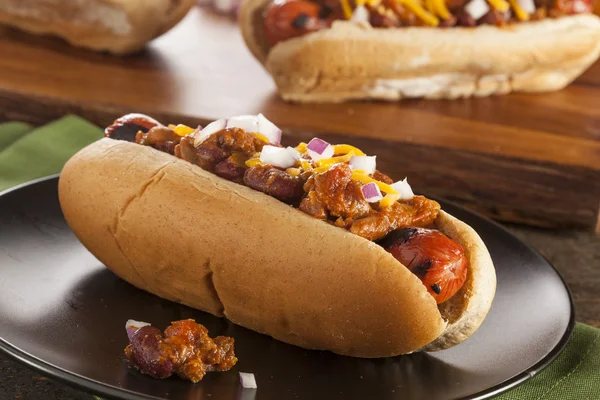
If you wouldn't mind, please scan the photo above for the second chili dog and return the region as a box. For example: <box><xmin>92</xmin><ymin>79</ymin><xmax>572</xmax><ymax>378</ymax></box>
<box><xmin>261</xmin><ymin>0</ymin><xmax>595</xmax><ymax>46</ymax></box>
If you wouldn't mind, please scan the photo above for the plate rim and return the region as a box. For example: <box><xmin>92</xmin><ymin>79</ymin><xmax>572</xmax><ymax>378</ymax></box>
<box><xmin>0</xmin><ymin>175</ymin><xmax>576</xmax><ymax>400</ymax></box>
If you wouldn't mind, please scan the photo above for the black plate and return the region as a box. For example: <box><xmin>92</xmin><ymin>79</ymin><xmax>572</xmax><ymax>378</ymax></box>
<box><xmin>0</xmin><ymin>176</ymin><xmax>574</xmax><ymax>400</ymax></box>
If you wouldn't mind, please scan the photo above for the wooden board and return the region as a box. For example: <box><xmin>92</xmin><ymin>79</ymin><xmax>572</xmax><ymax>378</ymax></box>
<box><xmin>0</xmin><ymin>7</ymin><xmax>598</xmax><ymax>229</ymax></box>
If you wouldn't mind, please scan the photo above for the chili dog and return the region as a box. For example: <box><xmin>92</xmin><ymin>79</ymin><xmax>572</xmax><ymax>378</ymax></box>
<box><xmin>0</xmin><ymin>0</ymin><xmax>196</xmax><ymax>55</ymax></box>
<box><xmin>58</xmin><ymin>113</ymin><xmax>496</xmax><ymax>357</ymax></box>
<box><xmin>239</xmin><ymin>0</ymin><xmax>600</xmax><ymax>102</ymax></box>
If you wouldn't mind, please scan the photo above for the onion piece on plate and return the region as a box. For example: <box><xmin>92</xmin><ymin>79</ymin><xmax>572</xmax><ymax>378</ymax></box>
<box><xmin>306</xmin><ymin>138</ymin><xmax>334</xmax><ymax>161</ymax></box>
<box><xmin>349</xmin><ymin>156</ymin><xmax>376</xmax><ymax>175</ymax></box>
<box><xmin>391</xmin><ymin>178</ymin><xmax>415</xmax><ymax>200</ymax></box>
<box><xmin>361</xmin><ymin>182</ymin><xmax>383</xmax><ymax>203</ymax></box>
<box><xmin>239</xmin><ymin>372</ymin><xmax>257</xmax><ymax>389</ymax></box>
<box><xmin>125</xmin><ymin>319</ymin><xmax>151</xmax><ymax>341</ymax></box>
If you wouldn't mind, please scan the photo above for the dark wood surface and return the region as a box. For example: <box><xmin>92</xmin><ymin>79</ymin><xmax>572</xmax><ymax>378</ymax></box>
<box><xmin>0</xmin><ymin>7</ymin><xmax>599</xmax><ymax>229</ymax></box>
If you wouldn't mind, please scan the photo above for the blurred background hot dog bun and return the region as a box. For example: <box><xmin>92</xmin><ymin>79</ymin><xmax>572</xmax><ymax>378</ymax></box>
<box><xmin>0</xmin><ymin>0</ymin><xmax>196</xmax><ymax>55</ymax></box>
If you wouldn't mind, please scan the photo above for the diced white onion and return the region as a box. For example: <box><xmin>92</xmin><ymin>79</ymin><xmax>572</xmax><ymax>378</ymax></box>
<box><xmin>239</xmin><ymin>372</ymin><xmax>257</xmax><ymax>389</ymax></box>
<box><xmin>349</xmin><ymin>156</ymin><xmax>376</xmax><ymax>175</ymax></box>
<box><xmin>350</xmin><ymin>5</ymin><xmax>370</xmax><ymax>23</ymax></box>
<box><xmin>227</xmin><ymin>115</ymin><xmax>259</xmax><ymax>133</ymax></box>
<box><xmin>194</xmin><ymin>118</ymin><xmax>226</xmax><ymax>146</ymax></box>
<box><xmin>572</xmin><ymin>0</ymin><xmax>588</xmax><ymax>12</ymax></box>
<box><xmin>213</xmin><ymin>0</ymin><xmax>238</xmax><ymax>13</ymax></box>
<box><xmin>286</xmin><ymin>146</ymin><xmax>301</xmax><ymax>161</ymax></box>
<box><xmin>259</xmin><ymin>145</ymin><xmax>299</xmax><ymax>168</ymax></box>
<box><xmin>361</xmin><ymin>182</ymin><xmax>383</xmax><ymax>203</ymax></box>
<box><xmin>464</xmin><ymin>0</ymin><xmax>489</xmax><ymax>20</ymax></box>
<box><xmin>125</xmin><ymin>319</ymin><xmax>151</xmax><ymax>341</ymax></box>
<box><xmin>194</xmin><ymin>114</ymin><xmax>282</xmax><ymax>147</ymax></box>
<box><xmin>306</xmin><ymin>138</ymin><xmax>334</xmax><ymax>161</ymax></box>
<box><xmin>517</xmin><ymin>0</ymin><xmax>535</xmax><ymax>13</ymax></box>
<box><xmin>391</xmin><ymin>178</ymin><xmax>414</xmax><ymax>200</ymax></box>
<box><xmin>257</xmin><ymin>113</ymin><xmax>282</xmax><ymax>145</ymax></box>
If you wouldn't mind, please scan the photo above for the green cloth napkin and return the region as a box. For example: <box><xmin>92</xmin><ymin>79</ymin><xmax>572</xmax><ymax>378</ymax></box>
<box><xmin>1</xmin><ymin>117</ymin><xmax>599</xmax><ymax>399</ymax></box>
<box><xmin>498</xmin><ymin>323</ymin><xmax>600</xmax><ymax>400</ymax></box>
<box><xmin>0</xmin><ymin>116</ymin><xmax>103</xmax><ymax>192</ymax></box>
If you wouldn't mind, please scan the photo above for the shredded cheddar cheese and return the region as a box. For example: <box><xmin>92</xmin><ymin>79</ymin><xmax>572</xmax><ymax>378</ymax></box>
<box><xmin>296</xmin><ymin>142</ymin><xmax>308</xmax><ymax>153</ymax></box>
<box><xmin>245</xmin><ymin>158</ymin><xmax>262</xmax><ymax>168</ymax></box>
<box><xmin>340</xmin><ymin>0</ymin><xmax>353</xmax><ymax>18</ymax></box>
<box><xmin>315</xmin><ymin>151</ymin><xmax>356</xmax><ymax>167</ymax></box>
<box><xmin>488</xmin><ymin>0</ymin><xmax>511</xmax><ymax>12</ymax></box>
<box><xmin>426</xmin><ymin>0</ymin><xmax>435</xmax><ymax>14</ymax></box>
<box><xmin>431</xmin><ymin>0</ymin><xmax>451</xmax><ymax>19</ymax></box>
<box><xmin>379</xmin><ymin>194</ymin><xmax>401</xmax><ymax>208</ymax></box>
<box><xmin>169</xmin><ymin>124</ymin><xmax>196</xmax><ymax>137</ymax></box>
<box><xmin>356</xmin><ymin>0</ymin><xmax>368</xmax><ymax>5</ymax></box>
<box><xmin>312</xmin><ymin>165</ymin><xmax>332</xmax><ymax>173</ymax></box>
<box><xmin>286</xmin><ymin>168</ymin><xmax>301</xmax><ymax>176</ymax></box>
<box><xmin>507</xmin><ymin>0</ymin><xmax>529</xmax><ymax>19</ymax></box>
<box><xmin>397</xmin><ymin>0</ymin><xmax>439</xmax><ymax>26</ymax></box>
<box><xmin>367</xmin><ymin>0</ymin><xmax>382</xmax><ymax>6</ymax></box>
<box><xmin>333</xmin><ymin>144</ymin><xmax>366</xmax><ymax>156</ymax></box>
<box><xmin>300</xmin><ymin>160</ymin><xmax>313</xmax><ymax>170</ymax></box>
<box><xmin>351</xmin><ymin>172</ymin><xmax>398</xmax><ymax>195</ymax></box>
<box><xmin>252</xmin><ymin>133</ymin><xmax>271</xmax><ymax>143</ymax></box>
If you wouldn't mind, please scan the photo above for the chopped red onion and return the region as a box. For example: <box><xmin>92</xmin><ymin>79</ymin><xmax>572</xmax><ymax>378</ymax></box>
<box><xmin>350</xmin><ymin>5</ymin><xmax>370</xmax><ymax>23</ymax></box>
<box><xmin>391</xmin><ymin>178</ymin><xmax>414</xmax><ymax>200</ymax></box>
<box><xmin>125</xmin><ymin>319</ymin><xmax>151</xmax><ymax>341</ymax></box>
<box><xmin>259</xmin><ymin>145</ymin><xmax>300</xmax><ymax>168</ymax></box>
<box><xmin>227</xmin><ymin>115</ymin><xmax>259</xmax><ymax>134</ymax></box>
<box><xmin>306</xmin><ymin>138</ymin><xmax>334</xmax><ymax>161</ymax></box>
<box><xmin>517</xmin><ymin>0</ymin><xmax>535</xmax><ymax>13</ymax></box>
<box><xmin>361</xmin><ymin>182</ymin><xmax>383</xmax><ymax>203</ymax></box>
<box><xmin>464</xmin><ymin>0</ymin><xmax>489</xmax><ymax>20</ymax></box>
<box><xmin>194</xmin><ymin>118</ymin><xmax>226</xmax><ymax>147</ymax></box>
<box><xmin>239</xmin><ymin>372</ymin><xmax>257</xmax><ymax>389</ymax></box>
<box><xmin>349</xmin><ymin>156</ymin><xmax>376</xmax><ymax>175</ymax></box>
<box><xmin>257</xmin><ymin>113</ymin><xmax>282</xmax><ymax>145</ymax></box>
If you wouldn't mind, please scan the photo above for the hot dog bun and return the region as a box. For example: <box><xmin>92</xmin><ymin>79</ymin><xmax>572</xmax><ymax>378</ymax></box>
<box><xmin>239</xmin><ymin>0</ymin><xmax>600</xmax><ymax>102</ymax></box>
<box><xmin>0</xmin><ymin>0</ymin><xmax>195</xmax><ymax>55</ymax></box>
<box><xmin>58</xmin><ymin>138</ymin><xmax>496</xmax><ymax>357</ymax></box>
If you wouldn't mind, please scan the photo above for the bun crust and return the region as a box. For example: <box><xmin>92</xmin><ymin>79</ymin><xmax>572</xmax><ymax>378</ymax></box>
<box><xmin>239</xmin><ymin>0</ymin><xmax>600</xmax><ymax>102</ymax></box>
<box><xmin>59</xmin><ymin>138</ymin><xmax>495</xmax><ymax>357</ymax></box>
<box><xmin>0</xmin><ymin>0</ymin><xmax>196</xmax><ymax>54</ymax></box>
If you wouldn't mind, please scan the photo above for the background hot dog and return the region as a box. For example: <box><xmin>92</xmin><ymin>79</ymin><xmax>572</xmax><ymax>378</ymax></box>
<box><xmin>263</xmin><ymin>0</ymin><xmax>595</xmax><ymax>47</ymax></box>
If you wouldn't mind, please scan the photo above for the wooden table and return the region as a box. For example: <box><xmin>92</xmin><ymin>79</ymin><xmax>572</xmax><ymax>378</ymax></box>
<box><xmin>0</xmin><ymin>7</ymin><xmax>599</xmax><ymax>229</ymax></box>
